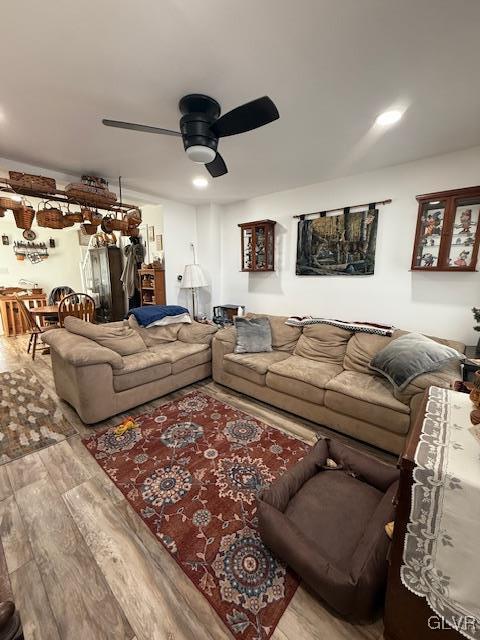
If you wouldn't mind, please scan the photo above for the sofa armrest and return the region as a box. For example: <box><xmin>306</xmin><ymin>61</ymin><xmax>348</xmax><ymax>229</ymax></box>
<box><xmin>393</xmin><ymin>359</ymin><xmax>462</xmax><ymax>404</ymax></box>
<box><xmin>215</xmin><ymin>326</ymin><xmax>236</xmax><ymax>346</ymax></box>
<box><xmin>257</xmin><ymin>439</ymin><xmax>328</xmax><ymax>512</ymax></box>
<box><xmin>178</xmin><ymin>321</ymin><xmax>218</xmax><ymax>345</ymax></box>
<box><xmin>41</xmin><ymin>328</ymin><xmax>124</xmax><ymax>370</ymax></box>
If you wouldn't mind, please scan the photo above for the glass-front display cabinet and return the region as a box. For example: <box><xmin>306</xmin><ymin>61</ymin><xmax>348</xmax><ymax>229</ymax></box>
<box><xmin>238</xmin><ymin>219</ymin><xmax>276</xmax><ymax>271</ymax></box>
<box><xmin>411</xmin><ymin>186</ymin><xmax>480</xmax><ymax>271</ymax></box>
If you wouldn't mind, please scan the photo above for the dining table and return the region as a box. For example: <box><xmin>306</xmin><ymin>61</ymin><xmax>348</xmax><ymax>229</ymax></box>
<box><xmin>30</xmin><ymin>304</ymin><xmax>60</xmax><ymax>326</ymax></box>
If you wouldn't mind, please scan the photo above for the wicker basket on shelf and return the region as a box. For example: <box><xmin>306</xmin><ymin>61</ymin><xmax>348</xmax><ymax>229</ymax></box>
<box><xmin>0</xmin><ymin>196</ymin><xmax>21</xmax><ymax>210</ymax></box>
<box><xmin>121</xmin><ymin>225</ymin><xmax>140</xmax><ymax>237</ymax></box>
<box><xmin>65</xmin><ymin>182</ymin><xmax>117</xmax><ymax>208</ymax></box>
<box><xmin>9</xmin><ymin>171</ymin><xmax>56</xmax><ymax>194</ymax></box>
<box><xmin>124</xmin><ymin>208</ymin><xmax>142</xmax><ymax>227</ymax></box>
<box><xmin>62</xmin><ymin>214</ymin><xmax>75</xmax><ymax>227</ymax></box>
<box><xmin>109</xmin><ymin>217</ymin><xmax>129</xmax><ymax>232</ymax></box>
<box><xmin>36</xmin><ymin>203</ymin><xmax>64</xmax><ymax>229</ymax></box>
<box><xmin>64</xmin><ymin>209</ymin><xmax>84</xmax><ymax>224</ymax></box>
<box><xmin>80</xmin><ymin>223</ymin><xmax>97</xmax><ymax>235</ymax></box>
<box><xmin>81</xmin><ymin>208</ymin><xmax>102</xmax><ymax>226</ymax></box>
<box><xmin>13</xmin><ymin>205</ymin><xmax>35</xmax><ymax>230</ymax></box>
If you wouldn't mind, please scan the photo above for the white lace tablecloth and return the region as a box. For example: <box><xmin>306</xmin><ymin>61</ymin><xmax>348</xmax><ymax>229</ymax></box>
<box><xmin>401</xmin><ymin>386</ymin><xmax>480</xmax><ymax>639</ymax></box>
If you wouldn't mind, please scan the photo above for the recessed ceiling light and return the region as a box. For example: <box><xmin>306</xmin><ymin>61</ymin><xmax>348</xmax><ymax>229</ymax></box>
<box><xmin>192</xmin><ymin>176</ymin><xmax>209</xmax><ymax>189</ymax></box>
<box><xmin>375</xmin><ymin>110</ymin><xmax>403</xmax><ymax>126</ymax></box>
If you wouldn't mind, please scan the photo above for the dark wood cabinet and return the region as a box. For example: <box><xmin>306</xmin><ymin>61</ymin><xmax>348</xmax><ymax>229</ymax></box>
<box><xmin>238</xmin><ymin>220</ymin><xmax>275</xmax><ymax>272</ymax></box>
<box><xmin>138</xmin><ymin>268</ymin><xmax>166</xmax><ymax>306</ymax></box>
<box><xmin>412</xmin><ymin>185</ymin><xmax>480</xmax><ymax>272</ymax></box>
<box><xmin>384</xmin><ymin>390</ymin><xmax>462</xmax><ymax>640</ymax></box>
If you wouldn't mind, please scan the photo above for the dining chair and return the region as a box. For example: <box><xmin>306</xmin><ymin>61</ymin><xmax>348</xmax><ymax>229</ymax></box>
<box><xmin>14</xmin><ymin>295</ymin><xmax>56</xmax><ymax>360</ymax></box>
<box><xmin>45</xmin><ymin>286</ymin><xmax>75</xmax><ymax>324</ymax></box>
<box><xmin>58</xmin><ymin>293</ymin><xmax>96</xmax><ymax>327</ymax></box>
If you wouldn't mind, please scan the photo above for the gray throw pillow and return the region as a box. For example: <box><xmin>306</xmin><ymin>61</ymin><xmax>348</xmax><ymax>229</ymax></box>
<box><xmin>234</xmin><ymin>317</ymin><xmax>272</xmax><ymax>354</ymax></box>
<box><xmin>370</xmin><ymin>332</ymin><xmax>464</xmax><ymax>391</ymax></box>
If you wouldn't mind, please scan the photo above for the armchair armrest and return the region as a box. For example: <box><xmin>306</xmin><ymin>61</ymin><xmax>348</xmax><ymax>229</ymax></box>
<box><xmin>178</xmin><ymin>321</ymin><xmax>218</xmax><ymax>345</ymax></box>
<box><xmin>41</xmin><ymin>328</ymin><xmax>124</xmax><ymax>370</ymax></box>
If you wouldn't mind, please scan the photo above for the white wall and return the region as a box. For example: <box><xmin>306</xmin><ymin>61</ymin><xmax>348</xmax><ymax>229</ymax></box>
<box><xmin>0</xmin><ymin>207</ymin><xmax>83</xmax><ymax>295</ymax></box>
<box><xmin>195</xmin><ymin>204</ymin><xmax>222</xmax><ymax>318</ymax></box>
<box><xmin>219</xmin><ymin>145</ymin><xmax>480</xmax><ymax>345</ymax></box>
<box><xmin>162</xmin><ymin>200</ymin><xmax>197</xmax><ymax>309</ymax></box>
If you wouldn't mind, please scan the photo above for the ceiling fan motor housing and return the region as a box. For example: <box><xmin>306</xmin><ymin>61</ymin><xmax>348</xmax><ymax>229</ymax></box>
<box><xmin>179</xmin><ymin>94</ymin><xmax>220</xmax><ymax>163</ymax></box>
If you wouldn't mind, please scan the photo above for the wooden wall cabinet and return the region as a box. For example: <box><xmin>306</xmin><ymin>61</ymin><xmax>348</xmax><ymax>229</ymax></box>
<box><xmin>412</xmin><ymin>186</ymin><xmax>480</xmax><ymax>271</ymax></box>
<box><xmin>138</xmin><ymin>268</ymin><xmax>166</xmax><ymax>306</ymax></box>
<box><xmin>239</xmin><ymin>219</ymin><xmax>276</xmax><ymax>272</ymax></box>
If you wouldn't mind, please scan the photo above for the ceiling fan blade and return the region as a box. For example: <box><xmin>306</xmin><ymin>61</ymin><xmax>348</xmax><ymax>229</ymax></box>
<box><xmin>102</xmin><ymin>119</ymin><xmax>181</xmax><ymax>137</ymax></box>
<box><xmin>206</xmin><ymin>152</ymin><xmax>228</xmax><ymax>178</ymax></box>
<box><xmin>210</xmin><ymin>96</ymin><xmax>279</xmax><ymax>138</ymax></box>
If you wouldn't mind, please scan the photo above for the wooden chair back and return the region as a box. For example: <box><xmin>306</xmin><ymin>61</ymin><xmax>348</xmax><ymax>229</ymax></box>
<box><xmin>14</xmin><ymin>295</ymin><xmax>40</xmax><ymax>333</ymax></box>
<box><xmin>58</xmin><ymin>293</ymin><xmax>96</xmax><ymax>327</ymax></box>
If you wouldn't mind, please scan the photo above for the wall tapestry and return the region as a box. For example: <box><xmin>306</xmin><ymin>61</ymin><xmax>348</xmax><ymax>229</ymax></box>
<box><xmin>296</xmin><ymin>207</ymin><xmax>379</xmax><ymax>276</ymax></box>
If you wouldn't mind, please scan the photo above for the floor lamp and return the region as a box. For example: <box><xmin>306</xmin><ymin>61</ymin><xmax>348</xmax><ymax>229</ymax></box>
<box><xmin>181</xmin><ymin>263</ymin><xmax>207</xmax><ymax>318</ymax></box>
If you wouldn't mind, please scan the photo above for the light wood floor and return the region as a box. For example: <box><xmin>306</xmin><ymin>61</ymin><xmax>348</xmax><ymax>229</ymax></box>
<box><xmin>0</xmin><ymin>334</ymin><xmax>387</xmax><ymax>640</ymax></box>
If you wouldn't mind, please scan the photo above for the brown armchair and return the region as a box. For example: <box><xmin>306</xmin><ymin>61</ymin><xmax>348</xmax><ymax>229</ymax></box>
<box><xmin>257</xmin><ymin>438</ymin><xmax>399</xmax><ymax>622</ymax></box>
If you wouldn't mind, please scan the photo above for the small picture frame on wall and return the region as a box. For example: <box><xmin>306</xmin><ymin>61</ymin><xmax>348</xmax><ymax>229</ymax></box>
<box><xmin>148</xmin><ymin>226</ymin><xmax>155</xmax><ymax>242</ymax></box>
<box><xmin>1</xmin><ymin>235</ymin><xmax>9</xmax><ymax>246</ymax></box>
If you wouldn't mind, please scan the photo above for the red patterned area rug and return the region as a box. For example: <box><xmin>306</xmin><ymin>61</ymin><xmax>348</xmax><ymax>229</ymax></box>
<box><xmin>83</xmin><ymin>390</ymin><xmax>311</xmax><ymax>640</ymax></box>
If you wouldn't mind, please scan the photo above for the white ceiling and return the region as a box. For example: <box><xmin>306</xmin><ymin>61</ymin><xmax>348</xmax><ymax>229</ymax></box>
<box><xmin>2</xmin><ymin>0</ymin><xmax>480</xmax><ymax>205</ymax></box>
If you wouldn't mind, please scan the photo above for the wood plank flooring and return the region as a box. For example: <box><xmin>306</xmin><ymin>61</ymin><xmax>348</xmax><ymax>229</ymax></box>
<box><xmin>0</xmin><ymin>334</ymin><xmax>387</xmax><ymax>640</ymax></box>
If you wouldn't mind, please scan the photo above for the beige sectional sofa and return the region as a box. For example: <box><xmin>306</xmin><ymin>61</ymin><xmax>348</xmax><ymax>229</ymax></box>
<box><xmin>42</xmin><ymin>316</ymin><xmax>217</xmax><ymax>424</ymax></box>
<box><xmin>212</xmin><ymin>314</ymin><xmax>464</xmax><ymax>454</ymax></box>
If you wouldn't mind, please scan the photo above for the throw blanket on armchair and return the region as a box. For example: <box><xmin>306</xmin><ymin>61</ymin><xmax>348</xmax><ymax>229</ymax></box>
<box><xmin>285</xmin><ymin>316</ymin><xmax>394</xmax><ymax>336</ymax></box>
<box><xmin>127</xmin><ymin>305</ymin><xmax>189</xmax><ymax>327</ymax></box>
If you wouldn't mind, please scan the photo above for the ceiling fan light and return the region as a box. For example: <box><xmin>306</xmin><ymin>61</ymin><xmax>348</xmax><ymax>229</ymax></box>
<box><xmin>186</xmin><ymin>145</ymin><xmax>216</xmax><ymax>164</ymax></box>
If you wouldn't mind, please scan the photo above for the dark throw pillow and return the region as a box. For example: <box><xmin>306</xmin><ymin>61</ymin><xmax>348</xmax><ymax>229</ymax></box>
<box><xmin>234</xmin><ymin>317</ymin><xmax>272</xmax><ymax>354</ymax></box>
<box><xmin>369</xmin><ymin>332</ymin><xmax>464</xmax><ymax>391</ymax></box>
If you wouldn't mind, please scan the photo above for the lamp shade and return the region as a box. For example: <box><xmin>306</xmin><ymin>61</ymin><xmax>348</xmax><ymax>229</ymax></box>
<box><xmin>181</xmin><ymin>264</ymin><xmax>208</xmax><ymax>288</ymax></box>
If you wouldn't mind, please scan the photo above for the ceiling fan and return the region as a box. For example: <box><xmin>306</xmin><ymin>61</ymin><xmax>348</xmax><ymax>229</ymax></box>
<box><xmin>102</xmin><ymin>94</ymin><xmax>279</xmax><ymax>178</ymax></box>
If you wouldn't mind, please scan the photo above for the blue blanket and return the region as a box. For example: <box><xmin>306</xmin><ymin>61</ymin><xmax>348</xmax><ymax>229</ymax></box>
<box><xmin>127</xmin><ymin>305</ymin><xmax>189</xmax><ymax>327</ymax></box>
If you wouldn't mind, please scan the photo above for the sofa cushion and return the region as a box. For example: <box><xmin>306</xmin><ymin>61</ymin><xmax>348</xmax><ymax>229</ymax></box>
<box><xmin>248</xmin><ymin>313</ymin><xmax>302</xmax><ymax>352</ymax></box>
<box><xmin>224</xmin><ymin>351</ymin><xmax>290</xmax><ymax>386</ymax></box>
<box><xmin>265</xmin><ymin>355</ymin><xmax>343</xmax><ymax>406</ymax></box>
<box><xmin>326</xmin><ymin>370</ymin><xmax>409</xmax><ymax>414</ymax></box>
<box><xmin>325</xmin><ymin>371</ymin><xmax>410</xmax><ymax>434</ymax></box>
<box><xmin>128</xmin><ymin>315</ymin><xmax>180</xmax><ymax>347</ymax></box>
<box><xmin>178</xmin><ymin>321</ymin><xmax>218</xmax><ymax>345</ymax></box>
<box><xmin>343</xmin><ymin>332</ymin><xmax>393</xmax><ymax>375</ymax></box>
<box><xmin>151</xmin><ymin>342</ymin><xmax>210</xmax><ymax>374</ymax></box>
<box><xmin>268</xmin><ymin>354</ymin><xmax>343</xmax><ymax>389</ymax></box>
<box><xmin>294</xmin><ymin>324</ymin><xmax>352</xmax><ymax>364</ymax></box>
<box><xmin>113</xmin><ymin>351</ymin><xmax>171</xmax><ymax>392</ymax></box>
<box><xmin>64</xmin><ymin>316</ymin><xmax>147</xmax><ymax>356</ymax></box>
<box><xmin>266</xmin><ymin>372</ymin><xmax>325</xmax><ymax>405</ymax></box>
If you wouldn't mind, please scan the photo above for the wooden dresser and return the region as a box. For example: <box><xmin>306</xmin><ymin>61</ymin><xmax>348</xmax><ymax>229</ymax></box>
<box><xmin>0</xmin><ymin>293</ymin><xmax>47</xmax><ymax>336</ymax></box>
<box><xmin>384</xmin><ymin>389</ymin><xmax>464</xmax><ymax>640</ymax></box>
